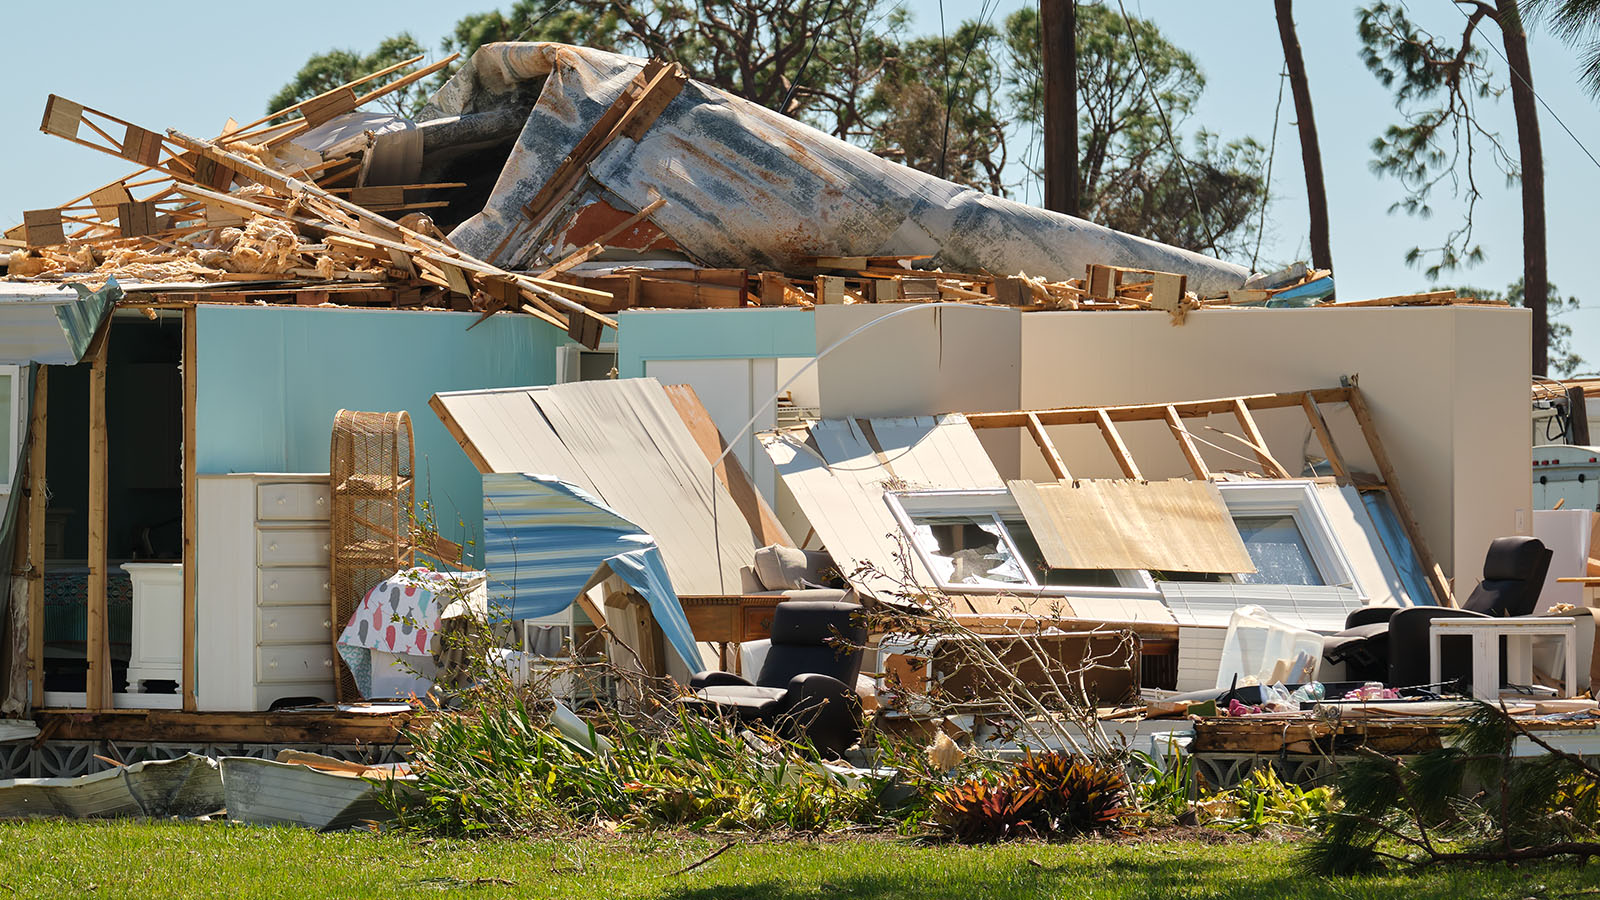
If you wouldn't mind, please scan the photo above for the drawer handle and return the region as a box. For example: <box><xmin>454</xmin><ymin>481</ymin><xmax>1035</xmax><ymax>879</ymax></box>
<box><xmin>315</xmin><ymin>497</ymin><xmax>326</xmax><ymax>506</ymax></box>
<box><xmin>268</xmin><ymin>543</ymin><xmax>279</xmax><ymax>552</ymax></box>
<box><xmin>322</xmin><ymin>582</ymin><xmax>330</xmax><ymax>590</ymax></box>
<box><xmin>323</xmin><ymin>659</ymin><xmax>333</xmax><ymax>668</ymax></box>
<box><xmin>268</xmin><ymin>659</ymin><xmax>279</xmax><ymax>669</ymax></box>
<box><xmin>322</xmin><ymin>543</ymin><xmax>330</xmax><ymax>552</ymax></box>
<box><xmin>276</xmin><ymin>497</ymin><xmax>285</xmax><ymax>505</ymax></box>
<box><xmin>267</xmin><ymin>620</ymin><xmax>277</xmax><ymax>630</ymax></box>
<box><xmin>322</xmin><ymin>620</ymin><xmax>332</xmax><ymax>629</ymax></box>
<box><xmin>268</xmin><ymin>581</ymin><xmax>278</xmax><ymax>591</ymax></box>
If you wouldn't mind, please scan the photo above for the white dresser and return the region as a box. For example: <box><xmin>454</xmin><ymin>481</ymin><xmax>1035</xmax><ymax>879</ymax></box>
<box><xmin>196</xmin><ymin>473</ymin><xmax>338</xmax><ymax>711</ymax></box>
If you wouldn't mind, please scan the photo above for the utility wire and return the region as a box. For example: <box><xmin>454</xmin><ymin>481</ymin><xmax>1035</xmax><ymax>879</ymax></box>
<box><xmin>1252</xmin><ymin>65</ymin><xmax>1289</xmax><ymax>271</ymax></box>
<box><xmin>779</xmin><ymin>0</ymin><xmax>840</xmax><ymax>116</ymax></box>
<box><xmin>1114</xmin><ymin>0</ymin><xmax>1219</xmax><ymax>256</ymax></box>
<box><xmin>939</xmin><ymin>0</ymin><xmax>1001</xmax><ymax>184</ymax></box>
<box><xmin>1444</xmin><ymin>0</ymin><xmax>1600</xmax><ymax>172</ymax></box>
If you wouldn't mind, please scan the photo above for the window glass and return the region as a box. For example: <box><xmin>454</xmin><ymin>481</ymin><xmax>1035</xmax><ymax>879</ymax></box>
<box><xmin>1233</xmin><ymin>514</ymin><xmax>1323</xmax><ymax>586</ymax></box>
<box><xmin>909</xmin><ymin>515</ymin><xmax>1029</xmax><ymax>587</ymax></box>
<box><xmin>1004</xmin><ymin>518</ymin><xmax>1125</xmax><ymax>588</ymax></box>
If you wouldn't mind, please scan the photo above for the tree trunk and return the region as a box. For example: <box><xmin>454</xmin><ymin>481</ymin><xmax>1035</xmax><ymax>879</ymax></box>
<box><xmin>1273</xmin><ymin>0</ymin><xmax>1333</xmax><ymax>274</ymax></box>
<box><xmin>1041</xmin><ymin>0</ymin><xmax>1079</xmax><ymax>216</ymax></box>
<box><xmin>1495</xmin><ymin>0</ymin><xmax>1549</xmax><ymax>376</ymax></box>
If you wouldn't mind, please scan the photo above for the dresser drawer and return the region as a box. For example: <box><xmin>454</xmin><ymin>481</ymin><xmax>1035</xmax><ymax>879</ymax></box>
<box><xmin>257</xmin><ymin>605</ymin><xmax>335</xmax><ymax>646</ymax></box>
<box><xmin>257</xmin><ymin>528</ymin><xmax>330</xmax><ymax>567</ymax></box>
<box><xmin>256</xmin><ymin>567</ymin><xmax>330</xmax><ymax>607</ymax></box>
<box><xmin>256</xmin><ymin>643</ymin><xmax>336</xmax><ymax>684</ymax></box>
<box><xmin>257</xmin><ymin>482</ymin><xmax>331</xmax><ymax>522</ymax></box>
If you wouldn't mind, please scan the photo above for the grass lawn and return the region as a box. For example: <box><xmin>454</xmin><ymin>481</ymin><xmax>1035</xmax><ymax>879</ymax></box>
<box><xmin>1</xmin><ymin>820</ymin><xmax>1592</xmax><ymax>899</ymax></box>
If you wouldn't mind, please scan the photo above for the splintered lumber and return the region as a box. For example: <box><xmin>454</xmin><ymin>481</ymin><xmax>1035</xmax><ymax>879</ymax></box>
<box><xmin>155</xmin><ymin>129</ymin><xmax>617</xmax><ymax>342</ymax></box>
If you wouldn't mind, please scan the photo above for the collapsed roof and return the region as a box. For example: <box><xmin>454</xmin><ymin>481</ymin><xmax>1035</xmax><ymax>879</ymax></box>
<box><xmin>429</xmin><ymin>43</ymin><xmax>1255</xmax><ymax>296</ymax></box>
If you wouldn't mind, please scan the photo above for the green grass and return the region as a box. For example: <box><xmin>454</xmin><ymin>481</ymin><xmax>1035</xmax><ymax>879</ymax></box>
<box><xmin>1</xmin><ymin>820</ymin><xmax>1595</xmax><ymax>899</ymax></box>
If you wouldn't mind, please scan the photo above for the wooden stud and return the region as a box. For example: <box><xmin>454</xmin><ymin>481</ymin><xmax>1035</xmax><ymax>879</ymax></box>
<box><xmin>26</xmin><ymin>366</ymin><xmax>47</xmax><ymax>708</ymax></box>
<box><xmin>182</xmin><ymin>307</ymin><xmax>198</xmax><ymax>710</ymax></box>
<box><xmin>350</xmin><ymin>185</ymin><xmax>406</xmax><ymax>208</ymax></box>
<box><xmin>566</xmin><ymin>305</ymin><xmax>605</xmax><ymax>349</ymax></box>
<box><xmin>86</xmin><ymin>324</ymin><xmax>112</xmax><ymax>711</ymax></box>
<box><xmin>1231</xmin><ymin>398</ymin><xmax>1292</xmax><ymax>478</ymax></box>
<box><xmin>1346</xmin><ymin>387</ymin><xmax>1455</xmax><ymax>607</ymax></box>
<box><xmin>1300</xmin><ymin>394</ymin><xmax>1350</xmax><ymax>482</ymax></box>
<box><xmin>1025</xmin><ymin>413</ymin><xmax>1072</xmax><ymax>482</ymax></box>
<box><xmin>1086</xmin><ymin>264</ymin><xmax>1117</xmax><ymax>299</ymax></box>
<box><xmin>1095</xmin><ymin>409</ymin><xmax>1142</xmax><ymax>480</ymax></box>
<box><xmin>1164</xmin><ymin>405</ymin><xmax>1210</xmax><ymax>480</ymax></box>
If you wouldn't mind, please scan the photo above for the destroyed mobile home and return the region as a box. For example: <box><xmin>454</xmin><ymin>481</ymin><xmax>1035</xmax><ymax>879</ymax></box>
<box><xmin>0</xmin><ymin>42</ymin><xmax>1590</xmax><ymax>829</ymax></box>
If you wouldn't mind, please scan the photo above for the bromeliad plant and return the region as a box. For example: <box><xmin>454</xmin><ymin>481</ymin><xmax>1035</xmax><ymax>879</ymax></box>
<box><xmin>930</xmin><ymin>751</ymin><xmax>1129</xmax><ymax>843</ymax></box>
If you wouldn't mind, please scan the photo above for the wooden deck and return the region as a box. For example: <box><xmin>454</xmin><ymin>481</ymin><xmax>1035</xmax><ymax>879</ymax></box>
<box><xmin>33</xmin><ymin>707</ymin><xmax>414</xmax><ymax>745</ymax></box>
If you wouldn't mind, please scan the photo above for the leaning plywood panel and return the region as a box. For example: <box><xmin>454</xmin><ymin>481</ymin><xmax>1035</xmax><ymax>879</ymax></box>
<box><xmin>663</xmin><ymin>383</ymin><xmax>793</xmax><ymax>548</ymax></box>
<box><xmin>1009</xmin><ymin>479</ymin><xmax>1255</xmax><ymax>573</ymax></box>
<box><xmin>430</xmin><ymin>43</ymin><xmax>1254</xmax><ymax>295</ymax></box>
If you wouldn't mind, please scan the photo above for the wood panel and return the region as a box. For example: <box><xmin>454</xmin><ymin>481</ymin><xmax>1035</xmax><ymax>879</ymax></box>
<box><xmin>1009</xmin><ymin>478</ymin><xmax>1255</xmax><ymax>573</ymax></box>
<box><xmin>87</xmin><ymin>326</ymin><xmax>111</xmax><ymax>710</ymax></box>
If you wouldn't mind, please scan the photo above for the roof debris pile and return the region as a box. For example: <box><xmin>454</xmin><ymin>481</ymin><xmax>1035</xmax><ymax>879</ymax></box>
<box><xmin>2</xmin><ymin>43</ymin><xmax>1509</xmax><ymax>344</ymax></box>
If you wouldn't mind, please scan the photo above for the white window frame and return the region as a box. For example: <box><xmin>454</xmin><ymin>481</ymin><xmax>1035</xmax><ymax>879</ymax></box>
<box><xmin>0</xmin><ymin>364</ymin><xmax>21</xmax><ymax>496</ymax></box>
<box><xmin>1214</xmin><ymin>480</ymin><xmax>1361</xmax><ymax>591</ymax></box>
<box><xmin>884</xmin><ymin>489</ymin><xmax>1160</xmax><ymax>599</ymax></box>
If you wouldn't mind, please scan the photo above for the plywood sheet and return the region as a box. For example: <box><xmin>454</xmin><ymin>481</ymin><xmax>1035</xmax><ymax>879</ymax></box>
<box><xmin>1009</xmin><ymin>479</ymin><xmax>1255</xmax><ymax>573</ymax></box>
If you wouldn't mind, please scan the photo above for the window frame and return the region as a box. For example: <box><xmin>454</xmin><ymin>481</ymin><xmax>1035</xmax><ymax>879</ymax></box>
<box><xmin>884</xmin><ymin>489</ymin><xmax>1160</xmax><ymax>598</ymax></box>
<box><xmin>1213</xmin><ymin>480</ymin><xmax>1360</xmax><ymax>591</ymax></box>
<box><xmin>0</xmin><ymin>364</ymin><xmax>21</xmax><ymax>496</ymax></box>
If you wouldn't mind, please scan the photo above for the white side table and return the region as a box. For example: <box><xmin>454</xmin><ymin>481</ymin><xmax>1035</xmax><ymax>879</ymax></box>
<box><xmin>1429</xmin><ymin>616</ymin><xmax>1578</xmax><ymax>701</ymax></box>
<box><xmin>121</xmin><ymin>562</ymin><xmax>184</xmax><ymax>694</ymax></box>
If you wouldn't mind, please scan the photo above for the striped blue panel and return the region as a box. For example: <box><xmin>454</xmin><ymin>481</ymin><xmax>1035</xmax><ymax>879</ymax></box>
<box><xmin>482</xmin><ymin>473</ymin><xmax>651</xmax><ymax>620</ymax></box>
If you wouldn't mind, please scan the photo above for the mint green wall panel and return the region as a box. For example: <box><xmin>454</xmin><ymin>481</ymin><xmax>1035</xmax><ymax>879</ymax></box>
<box><xmin>617</xmin><ymin>308</ymin><xmax>815</xmax><ymax>378</ymax></box>
<box><xmin>195</xmin><ymin>306</ymin><xmax>564</xmax><ymax>558</ymax></box>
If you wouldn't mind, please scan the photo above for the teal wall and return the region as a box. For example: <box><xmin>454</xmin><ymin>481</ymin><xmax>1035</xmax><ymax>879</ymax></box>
<box><xmin>195</xmin><ymin>306</ymin><xmax>565</xmax><ymax>559</ymax></box>
<box><xmin>617</xmin><ymin>308</ymin><xmax>816</xmax><ymax>377</ymax></box>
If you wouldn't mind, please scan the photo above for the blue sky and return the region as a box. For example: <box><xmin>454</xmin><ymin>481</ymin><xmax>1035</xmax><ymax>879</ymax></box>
<box><xmin>3</xmin><ymin>1</ymin><xmax>1597</xmax><ymax>367</ymax></box>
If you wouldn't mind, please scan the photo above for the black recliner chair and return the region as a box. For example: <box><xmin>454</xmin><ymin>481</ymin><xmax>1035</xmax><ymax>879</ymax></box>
<box><xmin>1323</xmin><ymin>536</ymin><xmax>1553</xmax><ymax>691</ymax></box>
<box><xmin>688</xmin><ymin>598</ymin><xmax>866</xmax><ymax>757</ymax></box>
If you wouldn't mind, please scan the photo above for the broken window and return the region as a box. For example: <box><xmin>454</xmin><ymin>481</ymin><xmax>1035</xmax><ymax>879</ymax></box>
<box><xmin>907</xmin><ymin>513</ymin><xmax>1029</xmax><ymax>588</ymax></box>
<box><xmin>1232</xmin><ymin>514</ymin><xmax>1325</xmax><ymax>586</ymax></box>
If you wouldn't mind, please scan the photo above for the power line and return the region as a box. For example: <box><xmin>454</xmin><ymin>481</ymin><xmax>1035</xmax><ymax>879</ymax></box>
<box><xmin>1253</xmin><ymin>65</ymin><xmax>1289</xmax><ymax>271</ymax></box>
<box><xmin>778</xmin><ymin>0</ymin><xmax>840</xmax><ymax>116</ymax></box>
<box><xmin>940</xmin><ymin>0</ymin><xmax>1001</xmax><ymax>184</ymax></box>
<box><xmin>1444</xmin><ymin>0</ymin><xmax>1600</xmax><ymax>172</ymax></box>
<box><xmin>1114</xmin><ymin>0</ymin><xmax>1219</xmax><ymax>256</ymax></box>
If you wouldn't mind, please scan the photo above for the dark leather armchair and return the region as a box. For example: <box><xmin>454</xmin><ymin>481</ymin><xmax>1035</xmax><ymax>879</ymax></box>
<box><xmin>1323</xmin><ymin>536</ymin><xmax>1553</xmax><ymax>690</ymax></box>
<box><xmin>688</xmin><ymin>598</ymin><xmax>866</xmax><ymax>757</ymax></box>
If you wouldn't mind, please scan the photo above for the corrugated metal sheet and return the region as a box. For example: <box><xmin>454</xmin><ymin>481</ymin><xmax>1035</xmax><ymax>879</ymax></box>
<box><xmin>482</xmin><ymin>474</ymin><xmax>702</xmax><ymax>669</ymax></box>
<box><xmin>482</xmin><ymin>473</ymin><xmax>653</xmax><ymax>618</ymax></box>
<box><xmin>0</xmin><ymin>279</ymin><xmax>120</xmax><ymax>365</ymax></box>
<box><xmin>434</xmin><ymin>378</ymin><xmax>754</xmax><ymax>595</ymax></box>
<box><xmin>431</xmin><ymin>43</ymin><xmax>1254</xmax><ymax>295</ymax></box>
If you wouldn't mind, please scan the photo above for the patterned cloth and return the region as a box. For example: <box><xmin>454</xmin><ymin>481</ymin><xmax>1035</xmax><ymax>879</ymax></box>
<box><xmin>336</xmin><ymin>568</ymin><xmax>487</xmax><ymax>698</ymax></box>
